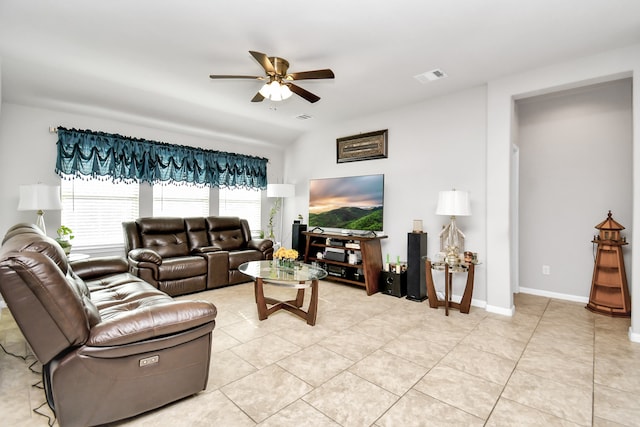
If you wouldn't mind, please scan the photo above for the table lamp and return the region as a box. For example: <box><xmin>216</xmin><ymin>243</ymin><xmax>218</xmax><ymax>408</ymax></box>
<box><xmin>18</xmin><ymin>184</ymin><xmax>63</xmax><ymax>235</ymax></box>
<box><xmin>436</xmin><ymin>189</ymin><xmax>471</xmax><ymax>265</ymax></box>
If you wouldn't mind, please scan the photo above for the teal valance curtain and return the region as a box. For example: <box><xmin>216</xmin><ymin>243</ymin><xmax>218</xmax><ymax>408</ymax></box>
<box><xmin>55</xmin><ymin>127</ymin><xmax>268</xmax><ymax>189</ymax></box>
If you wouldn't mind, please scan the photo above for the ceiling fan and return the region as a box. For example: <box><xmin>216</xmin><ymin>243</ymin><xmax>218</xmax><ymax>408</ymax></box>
<box><xmin>209</xmin><ymin>51</ymin><xmax>334</xmax><ymax>103</ymax></box>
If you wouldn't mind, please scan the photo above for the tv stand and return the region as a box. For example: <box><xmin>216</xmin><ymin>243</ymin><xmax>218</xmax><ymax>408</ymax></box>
<box><xmin>303</xmin><ymin>231</ymin><xmax>387</xmax><ymax>295</ymax></box>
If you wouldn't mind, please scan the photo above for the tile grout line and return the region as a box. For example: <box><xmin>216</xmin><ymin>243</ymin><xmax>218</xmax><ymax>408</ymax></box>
<box><xmin>482</xmin><ymin>297</ymin><xmax>549</xmax><ymax>425</ymax></box>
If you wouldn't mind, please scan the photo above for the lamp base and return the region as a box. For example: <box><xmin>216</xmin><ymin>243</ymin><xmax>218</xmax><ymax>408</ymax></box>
<box><xmin>440</xmin><ymin>216</ymin><xmax>465</xmax><ymax>262</ymax></box>
<box><xmin>445</xmin><ymin>250</ymin><xmax>460</xmax><ymax>266</ymax></box>
<box><xmin>36</xmin><ymin>210</ymin><xmax>46</xmax><ymax>234</ymax></box>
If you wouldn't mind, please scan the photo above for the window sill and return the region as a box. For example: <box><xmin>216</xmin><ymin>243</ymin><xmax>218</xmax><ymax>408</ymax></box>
<box><xmin>70</xmin><ymin>244</ymin><xmax>126</xmax><ymax>258</ymax></box>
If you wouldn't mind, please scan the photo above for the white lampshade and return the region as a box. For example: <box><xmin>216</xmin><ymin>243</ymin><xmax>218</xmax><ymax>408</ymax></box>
<box><xmin>436</xmin><ymin>190</ymin><xmax>471</xmax><ymax>216</ymax></box>
<box><xmin>18</xmin><ymin>184</ymin><xmax>62</xmax><ymax>234</ymax></box>
<box><xmin>18</xmin><ymin>184</ymin><xmax>62</xmax><ymax>211</ymax></box>
<box><xmin>267</xmin><ymin>183</ymin><xmax>295</xmax><ymax>198</ymax></box>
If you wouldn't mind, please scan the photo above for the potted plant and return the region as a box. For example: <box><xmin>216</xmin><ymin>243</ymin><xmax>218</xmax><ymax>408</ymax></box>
<box><xmin>267</xmin><ymin>199</ymin><xmax>281</xmax><ymax>240</ymax></box>
<box><xmin>56</xmin><ymin>225</ymin><xmax>74</xmax><ymax>255</ymax></box>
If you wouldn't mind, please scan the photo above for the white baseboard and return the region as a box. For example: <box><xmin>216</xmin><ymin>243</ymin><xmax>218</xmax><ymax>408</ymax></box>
<box><xmin>519</xmin><ymin>286</ymin><xmax>589</xmax><ymax>304</ymax></box>
<box><xmin>471</xmin><ymin>298</ymin><xmax>486</xmax><ymax>310</ymax></box>
<box><xmin>485</xmin><ymin>304</ymin><xmax>515</xmax><ymax>316</ymax></box>
<box><xmin>629</xmin><ymin>327</ymin><xmax>640</xmax><ymax>343</ymax></box>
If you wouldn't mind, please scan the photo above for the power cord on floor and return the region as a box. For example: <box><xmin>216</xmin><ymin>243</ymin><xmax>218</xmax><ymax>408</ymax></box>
<box><xmin>33</xmin><ymin>401</ymin><xmax>56</xmax><ymax>427</ymax></box>
<box><xmin>0</xmin><ymin>341</ymin><xmax>32</xmax><ymax>361</ymax></box>
<box><xmin>1</xmin><ymin>342</ymin><xmax>57</xmax><ymax>426</ymax></box>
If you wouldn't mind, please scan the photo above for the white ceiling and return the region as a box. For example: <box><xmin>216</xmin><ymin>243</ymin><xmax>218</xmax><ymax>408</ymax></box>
<box><xmin>1</xmin><ymin>0</ymin><xmax>639</xmax><ymax>148</ymax></box>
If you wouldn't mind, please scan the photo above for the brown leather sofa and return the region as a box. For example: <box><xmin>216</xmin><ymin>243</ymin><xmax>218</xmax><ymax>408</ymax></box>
<box><xmin>123</xmin><ymin>216</ymin><xmax>273</xmax><ymax>296</ymax></box>
<box><xmin>0</xmin><ymin>224</ymin><xmax>217</xmax><ymax>427</ymax></box>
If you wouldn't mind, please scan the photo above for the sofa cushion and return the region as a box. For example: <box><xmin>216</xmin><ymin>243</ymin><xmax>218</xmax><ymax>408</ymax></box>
<box><xmin>138</xmin><ymin>217</ymin><xmax>189</xmax><ymax>258</ymax></box>
<box><xmin>90</xmin><ymin>277</ymin><xmax>169</xmax><ymax>310</ymax></box>
<box><xmin>1</xmin><ymin>230</ymin><xmax>70</xmax><ymax>274</ymax></box>
<box><xmin>0</xmin><ymin>230</ymin><xmax>101</xmax><ymax>328</ymax></box>
<box><xmin>67</xmin><ymin>270</ymin><xmax>102</xmax><ymax>327</ymax></box>
<box><xmin>0</xmin><ymin>252</ymin><xmax>90</xmax><ymax>363</ymax></box>
<box><xmin>185</xmin><ymin>217</ymin><xmax>209</xmax><ymax>252</ymax></box>
<box><xmin>206</xmin><ymin>217</ymin><xmax>246</xmax><ymax>251</ymax></box>
<box><xmin>158</xmin><ymin>256</ymin><xmax>207</xmax><ymax>280</ymax></box>
<box><xmin>88</xmin><ymin>299</ymin><xmax>216</xmax><ymax>347</ymax></box>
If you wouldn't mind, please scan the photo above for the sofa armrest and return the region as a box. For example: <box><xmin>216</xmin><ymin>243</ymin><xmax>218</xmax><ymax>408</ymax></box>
<box><xmin>128</xmin><ymin>248</ymin><xmax>162</xmax><ymax>264</ymax></box>
<box><xmin>247</xmin><ymin>238</ymin><xmax>274</xmax><ymax>252</ymax></box>
<box><xmin>197</xmin><ymin>251</ymin><xmax>229</xmax><ymax>289</ymax></box>
<box><xmin>127</xmin><ymin>248</ymin><xmax>162</xmax><ymax>283</ymax></box>
<box><xmin>191</xmin><ymin>246</ymin><xmax>222</xmax><ymax>254</ymax></box>
<box><xmin>87</xmin><ymin>300</ymin><xmax>217</xmax><ymax>347</ymax></box>
<box><xmin>71</xmin><ymin>256</ymin><xmax>129</xmax><ymax>280</ymax></box>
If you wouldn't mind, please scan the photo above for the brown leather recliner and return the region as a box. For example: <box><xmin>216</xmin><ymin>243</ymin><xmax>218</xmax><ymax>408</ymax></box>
<box><xmin>0</xmin><ymin>224</ymin><xmax>217</xmax><ymax>427</ymax></box>
<box><xmin>123</xmin><ymin>216</ymin><xmax>273</xmax><ymax>296</ymax></box>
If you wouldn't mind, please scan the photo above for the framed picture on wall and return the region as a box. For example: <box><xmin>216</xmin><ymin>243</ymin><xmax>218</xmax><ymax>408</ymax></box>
<box><xmin>336</xmin><ymin>129</ymin><xmax>388</xmax><ymax>163</ymax></box>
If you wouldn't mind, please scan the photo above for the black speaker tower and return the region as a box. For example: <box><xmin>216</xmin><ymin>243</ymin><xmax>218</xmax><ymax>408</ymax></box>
<box><xmin>292</xmin><ymin>221</ymin><xmax>307</xmax><ymax>259</ymax></box>
<box><xmin>406</xmin><ymin>232</ymin><xmax>428</xmax><ymax>301</ymax></box>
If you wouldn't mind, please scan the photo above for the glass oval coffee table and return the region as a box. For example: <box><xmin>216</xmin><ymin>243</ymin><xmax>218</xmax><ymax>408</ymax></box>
<box><xmin>239</xmin><ymin>260</ymin><xmax>327</xmax><ymax>326</ymax></box>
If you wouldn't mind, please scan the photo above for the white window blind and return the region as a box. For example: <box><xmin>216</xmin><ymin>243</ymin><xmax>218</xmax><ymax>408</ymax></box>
<box><xmin>61</xmin><ymin>179</ymin><xmax>139</xmax><ymax>247</ymax></box>
<box><xmin>219</xmin><ymin>188</ymin><xmax>262</xmax><ymax>235</ymax></box>
<box><xmin>153</xmin><ymin>184</ymin><xmax>209</xmax><ymax>217</ymax></box>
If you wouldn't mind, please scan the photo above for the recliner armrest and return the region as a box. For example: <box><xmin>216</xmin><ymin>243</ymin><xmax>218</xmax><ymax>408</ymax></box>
<box><xmin>72</xmin><ymin>256</ymin><xmax>129</xmax><ymax>280</ymax></box>
<box><xmin>87</xmin><ymin>299</ymin><xmax>216</xmax><ymax>347</ymax></box>
<box><xmin>127</xmin><ymin>248</ymin><xmax>162</xmax><ymax>283</ymax></box>
<box><xmin>128</xmin><ymin>248</ymin><xmax>162</xmax><ymax>264</ymax></box>
<box><xmin>197</xmin><ymin>251</ymin><xmax>229</xmax><ymax>288</ymax></box>
<box><xmin>191</xmin><ymin>246</ymin><xmax>222</xmax><ymax>254</ymax></box>
<box><xmin>247</xmin><ymin>238</ymin><xmax>274</xmax><ymax>252</ymax></box>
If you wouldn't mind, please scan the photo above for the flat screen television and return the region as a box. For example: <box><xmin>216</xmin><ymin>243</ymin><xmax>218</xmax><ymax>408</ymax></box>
<box><xmin>308</xmin><ymin>174</ymin><xmax>384</xmax><ymax>234</ymax></box>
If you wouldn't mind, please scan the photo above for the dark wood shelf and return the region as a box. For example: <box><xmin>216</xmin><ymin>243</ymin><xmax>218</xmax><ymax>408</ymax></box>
<box><xmin>303</xmin><ymin>231</ymin><xmax>386</xmax><ymax>295</ymax></box>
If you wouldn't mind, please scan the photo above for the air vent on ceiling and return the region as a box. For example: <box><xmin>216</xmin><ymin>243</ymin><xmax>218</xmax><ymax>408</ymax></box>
<box><xmin>295</xmin><ymin>114</ymin><xmax>312</xmax><ymax>120</ymax></box>
<box><xmin>414</xmin><ymin>68</ymin><xmax>448</xmax><ymax>84</ymax></box>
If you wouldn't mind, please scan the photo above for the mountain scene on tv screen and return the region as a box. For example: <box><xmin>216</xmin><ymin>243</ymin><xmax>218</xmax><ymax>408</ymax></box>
<box><xmin>309</xmin><ymin>206</ymin><xmax>383</xmax><ymax>231</ymax></box>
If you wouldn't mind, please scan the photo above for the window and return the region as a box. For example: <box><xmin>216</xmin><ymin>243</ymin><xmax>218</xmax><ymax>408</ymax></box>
<box><xmin>153</xmin><ymin>184</ymin><xmax>209</xmax><ymax>217</ymax></box>
<box><xmin>219</xmin><ymin>187</ymin><xmax>262</xmax><ymax>235</ymax></box>
<box><xmin>61</xmin><ymin>179</ymin><xmax>139</xmax><ymax>248</ymax></box>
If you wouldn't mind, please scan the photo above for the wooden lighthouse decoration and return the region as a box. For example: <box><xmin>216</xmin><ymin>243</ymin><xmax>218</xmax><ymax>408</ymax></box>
<box><xmin>586</xmin><ymin>211</ymin><xmax>630</xmax><ymax>317</ymax></box>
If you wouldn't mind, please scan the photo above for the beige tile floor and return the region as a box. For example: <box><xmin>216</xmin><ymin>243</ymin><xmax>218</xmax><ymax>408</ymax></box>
<box><xmin>1</xmin><ymin>280</ymin><xmax>639</xmax><ymax>426</ymax></box>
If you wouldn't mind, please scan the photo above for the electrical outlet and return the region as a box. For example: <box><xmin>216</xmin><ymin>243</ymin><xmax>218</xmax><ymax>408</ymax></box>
<box><xmin>542</xmin><ymin>265</ymin><xmax>551</xmax><ymax>275</ymax></box>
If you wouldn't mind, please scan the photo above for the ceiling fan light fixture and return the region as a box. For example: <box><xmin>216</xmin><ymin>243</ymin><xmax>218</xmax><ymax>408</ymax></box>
<box><xmin>259</xmin><ymin>81</ymin><xmax>291</xmax><ymax>101</ymax></box>
<box><xmin>211</xmin><ymin>51</ymin><xmax>332</xmax><ymax>103</ymax></box>
<box><xmin>280</xmin><ymin>84</ymin><xmax>292</xmax><ymax>100</ymax></box>
<box><xmin>258</xmin><ymin>82</ymin><xmax>272</xmax><ymax>98</ymax></box>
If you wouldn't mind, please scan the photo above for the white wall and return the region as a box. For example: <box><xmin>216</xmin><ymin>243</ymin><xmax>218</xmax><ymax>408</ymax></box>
<box><xmin>285</xmin><ymin>86</ymin><xmax>488</xmax><ymax>305</ymax></box>
<box><xmin>487</xmin><ymin>43</ymin><xmax>640</xmax><ymax>340</ymax></box>
<box><xmin>517</xmin><ymin>79</ymin><xmax>633</xmax><ymax>300</ymax></box>
<box><xmin>0</xmin><ymin>57</ymin><xmax>2</xmax><ymax>116</ymax></box>
<box><xmin>0</xmin><ymin>103</ymin><xmax>285</xmax><ymax>244</ymax></box>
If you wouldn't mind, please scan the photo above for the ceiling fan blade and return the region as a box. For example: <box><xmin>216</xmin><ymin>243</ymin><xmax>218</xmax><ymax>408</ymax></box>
<box><xmin>249</xmin><ymin>51</ymin><xmax>275</xmax><ymax>75</ymax></box>
<box><xmin>288</xmin><ymin>83</ymin><xmax>320</xmax><ymax>103</ymax></box>
<box><xmin>287</xmin><ymin>69</ymin><xmax>335</xmax><ymax>80</ymax></box>
<box><xmin>209</xmin><ymin>75</ymin><xmax>264</xmax><ymax>80</ymax></box>
<box><xmin>251</xmin><ymin>92</ymin><xmax>265</xmax><ymax>102</ymax></box>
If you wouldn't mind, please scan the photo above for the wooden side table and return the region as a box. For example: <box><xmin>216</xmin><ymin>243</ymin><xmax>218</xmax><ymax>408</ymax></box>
<box><xmin>425</xmin><ymin>259</ymin><xmax>475</xmax><ymax>315</ymax></box>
